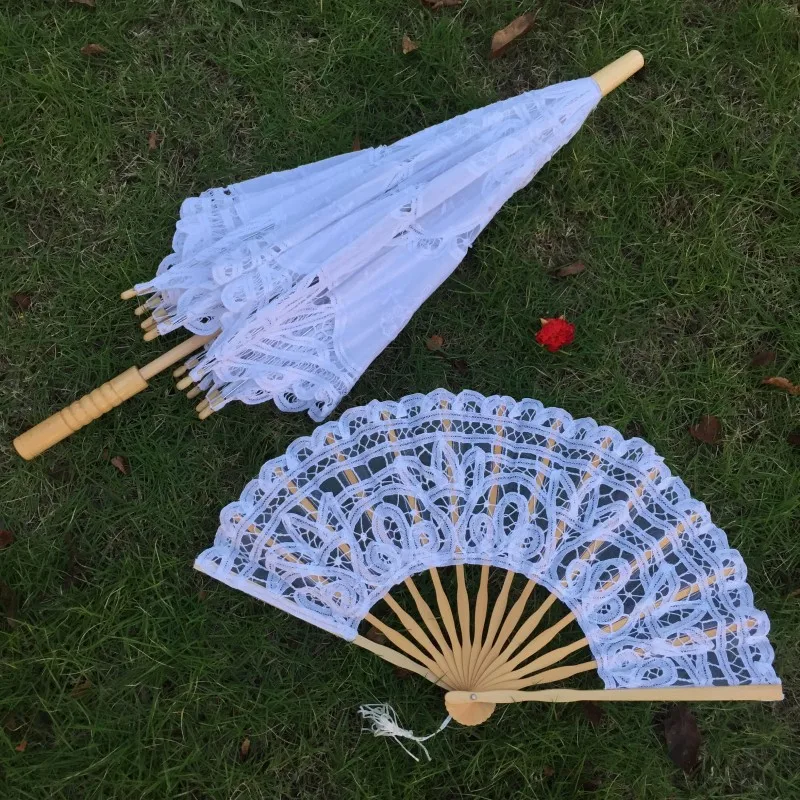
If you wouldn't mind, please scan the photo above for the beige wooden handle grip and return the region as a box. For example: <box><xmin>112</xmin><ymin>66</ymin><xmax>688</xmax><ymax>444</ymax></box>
<box><xmin>13</xmin><ymin>367</ymin><xmax>149</xmax><ymax>460</ymax></box>
<box><xmin>591</xmin><ymin>50</ymin><xmax>644</xmax><ymax>96</ymax></box>
<box><xmin>13</xmin><ymin>333</ymin><xmax>215</xmax><ymax>460</ymax></box>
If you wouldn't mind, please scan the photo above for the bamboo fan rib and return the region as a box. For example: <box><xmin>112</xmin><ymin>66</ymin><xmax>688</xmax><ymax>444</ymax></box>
<box><xmin>196</xmin><ymin>390</ymin><xmax>782</xmax><ymax>726</ymax></box>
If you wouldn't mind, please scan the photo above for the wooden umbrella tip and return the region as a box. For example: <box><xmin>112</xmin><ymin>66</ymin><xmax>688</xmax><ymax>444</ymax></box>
<box><xmin>143</xmin><ymin>328</ymin><xmax>160</xmax><ymax>342</ymax></box>
<box><xmin>121</xmin><ymin>289</ymin><xmax>137</xmax><ymax>300</ymax></box>
<box><xmin>591</xmin><ymin>50</ymin><xmax>645</xmax><ymax>97</ymax></box>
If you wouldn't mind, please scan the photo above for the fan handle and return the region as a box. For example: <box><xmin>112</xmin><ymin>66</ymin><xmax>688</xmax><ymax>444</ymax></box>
<box><xmin>446</xmin><ymin>684</ymin><xmax>784</xmax><ymax>705</ymax></box>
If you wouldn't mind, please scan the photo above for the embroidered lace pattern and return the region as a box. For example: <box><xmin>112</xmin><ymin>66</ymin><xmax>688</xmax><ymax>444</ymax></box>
<box><xmin>134</xmin><ymin>79</ymin><xmax>602</xmax><ymax>419</ymax></box>
<box><xmin>195</xmin><ymin>390</ymin><xmax>779</xmax><ymax>690</ymax></box>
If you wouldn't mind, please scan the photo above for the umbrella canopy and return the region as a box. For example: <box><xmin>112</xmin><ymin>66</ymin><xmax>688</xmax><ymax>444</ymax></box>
<box><xmin>13</xmin><ymin>51</ymin><xmax>644</xmax><ymax>461</ymax></box>
<box><xmin>133</xmin><ymin>53</ymin><xmax>642</xmax><ymax>421</ymax></box>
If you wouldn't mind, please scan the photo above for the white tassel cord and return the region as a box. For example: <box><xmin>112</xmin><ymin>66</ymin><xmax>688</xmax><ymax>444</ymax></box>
<box><xmin>358</xmin><ymin>704</ymin><xmax>452</xmax><ymax>762</ymax></box>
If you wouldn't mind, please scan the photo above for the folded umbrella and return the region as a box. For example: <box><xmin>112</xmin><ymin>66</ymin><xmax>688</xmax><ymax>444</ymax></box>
<box><xmin>14</xmin><ymin>51</ymin><xmax>644</xmax><ymax>460</ymax></box>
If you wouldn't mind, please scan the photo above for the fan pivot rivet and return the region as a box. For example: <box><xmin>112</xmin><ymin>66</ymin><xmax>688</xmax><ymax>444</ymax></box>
<box><xmin>470</xmin><ymin>693</ymin><xmax>477</xmax><ymax>701</ymax></box>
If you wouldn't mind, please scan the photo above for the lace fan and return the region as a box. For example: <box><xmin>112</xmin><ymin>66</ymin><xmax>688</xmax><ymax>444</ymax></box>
<box><xmin>195</xmin><ymin>390</ymin><xmax>781</xmax><ymax>727</ymax></box>
<box><xmin>15</xmin><ymin>52</ymin><xmax>644</xmax><ymax>460</ymax></box>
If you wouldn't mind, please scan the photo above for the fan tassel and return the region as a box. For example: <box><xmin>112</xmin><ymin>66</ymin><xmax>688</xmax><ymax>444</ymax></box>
<box><xmin>357</xmin><ymin>704</ymin><xmax>451</xmax><ymax>762</ymax></box>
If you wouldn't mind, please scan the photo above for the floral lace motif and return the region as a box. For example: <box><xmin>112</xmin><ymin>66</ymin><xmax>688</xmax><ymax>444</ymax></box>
<box><xmin>196</xmin><ymin>390</ymin><xmax>779</xmax><ymax>691</ymax></box>
<box><xmin>134</xmin><ymin>79</ymin><xmax>602</xmax><ymax>419</ymax></box>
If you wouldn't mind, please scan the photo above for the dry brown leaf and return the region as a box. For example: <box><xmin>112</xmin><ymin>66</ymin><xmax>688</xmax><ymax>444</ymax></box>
<box><xmin>351</xmin><ymin>135</ymin><xmax>361</xmax><ymax>152</ymax></box>
<box><xmin>763</xmin><ymin>376</ymin><xmax>800</xmax><ymax>396</ymax></box>
<box><xmin>421</xmin><ymin>0</ymin><xmax>462</xmax><ymax>8</ymax></box>
<box><xmin>239</xmin><ymin>736</ymin><xmax>251</xmax><ymax>761</ymax></box>
<box><xmin>10</xmin><ymin>293</ymin><xmax>32</xmax><ymax>311</ymax></box>
<box><xmin>580</xmin><ymin>700</ymin><xmax>604</xmax><ymax>728</ymax></box>
<box><xmin>556</xmin><ymin>262</ymin><xmax>586</xmax><ymax>278</ymax></box>
<box><xmin>451</xmin><ymin>358</ymin><xmax>469</xmax><ymax>375</ymax></box>
<box><xmin>81</xmin><ymin>43</ymin><xmax>108</xmax><ymax>56</ymax></box>
<box><xmin>490</xmin><ymin>12</ymin><xmax>536</xmax><ymax>60</ymax></box>
<box><xmin>15</xmin><ymin>739</ymin><xmax>28</xmax><ymax>753</ymax></box>
<box><xmin>147</xmin><ymin>131</ymin><xmax>161</xmax><ymax>151</ymax></box>
<box><xmin>70</xmin><ymin>0</ymin><xmax>96</xmax><ymax>6</ymax></box>
<box><xmin>198</xmin><ymin>588</ymin><xmax>209</xmax><ymax>601</ymax></box>
<box><xmin>402</xmin><ymin>35</ymin><xmax>419</xmax><ymax>54</ymax></box>
<box><xmin>750</xmin><ymin>350</ymin><xmax>776</xmax><ymax>367</ymax></box>
<box><xmin>110</xmin><ymin>455</ymin><xmax>130</xmax><ymax>475</ymax></box>
<box><xmin>426</xmin><ymin>334</ymin><xmax>444</xmax><ymax>351</ymax></box>
<box><xmin>787</xmin><ymin>432</ymin><xmax>800</xmax><ymax>448</ymax></box>
<box><xmin>542</xmin><ymin>765</ymin><xmax>555</xmax><ymax>778</ymax></box>
<box><xmin>689</xmin><ymin>415</ymin><xmax>722</xmax><ymax>445</ymax></box>
<box><xmin>663</xmin><ymin>704</ymin><xmax>702</xmax><ymax>773</ymax></box>
<box><xmin>70</xmin><ymin>678</ymin><xmax>93</xmax><ymax>699</ymax></box>
<box><xmin>365</xmin><ymin>625</ymin><xmax>387</xmax><ymax>645</ymax></box>
<box><xmin>0</xmin><ymin>530</ymin><xmax>14</xmax><ymax>550</ymax></box>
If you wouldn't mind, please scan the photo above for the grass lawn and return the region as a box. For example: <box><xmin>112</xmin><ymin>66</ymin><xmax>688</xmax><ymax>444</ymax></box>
<box><xmin>1</xmin><ymin>0</ymin><xmax>799</xmax><ymax>797</ymax></box>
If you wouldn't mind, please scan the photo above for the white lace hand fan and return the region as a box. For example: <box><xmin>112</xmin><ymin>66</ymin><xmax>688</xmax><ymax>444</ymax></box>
<box><xmin>195</xmin><ymin>390</ymin><xmax>781</xmax><ymax>732</ymax></box>
<box><xmin>13</xmin><ymin>52</ymin><xmax>643</xmax><ymax>460</ymax></box>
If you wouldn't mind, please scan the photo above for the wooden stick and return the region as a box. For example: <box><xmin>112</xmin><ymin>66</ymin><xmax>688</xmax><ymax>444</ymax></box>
<box><xmin>483</xmin><ymin>637</ymin><xmax>590</xmax><ymax>689</ymax></box>
<box><xmin>382</xmin><ymin>594</ymin><xmax>454</xmax><ymax>680</ymax></box>
<box><xmin>471</xmin><ymin>570</ymin><xmax>515</xmax><ymax>680</ymax></box>
<box><xmin>478</xmin><ymin>608</ymin><xmax>577</xmax><ymax>686</ymax></box>
<box><xmin>473</xmin><ymin>592</ymin><xmax>559</xmax><ymax>686</ymax></box>
<box><xmin>429</xmin><ymin>567</ymin><xmax>468</xmax><ymax>687</ymax></box>
<box><xmin>13</xmin><ymin>334</ymin><xmax>216</xmax><ymax>460</ymax></box>
<box><xmin>353</xmin><ymin>635</ymin><xmax>452</xmax><ymax>690</ymax></box>
<box><xmin>364</xmin><ymin>612</ymin><xmax>444</xmax><ymax>679</ymax></box>
<box><xmin>402</xmin><ymin>576</ymin><xmax>464</xmax><ymax>688</ymax></box>
<box><xmin>467</xmin><ymin>565</ymin><xmax>491</xmax><ymax>685</ymax></box>
<box><xmin>446</xmin><ymin>684</ymin><xmax>784</xmax><ymax>705</ymax></box>
<box><xmin>591</xmin><ymin>50</ymin><xmax>644</xmax><ymax>97</ymax></box>
<box><xmin>487</xmin><ymin>660</ymin><xmax>598</xmax><ymax>691</ymax></box>
<box><xmin>472</xmin><ymin>579</ymin><xmax>536</xmax><ymax>685</ymax></box>
<box><xmin>455</xmin><ymin>564</ymin><xmax>472</xmax><ymax>688</ymax></box>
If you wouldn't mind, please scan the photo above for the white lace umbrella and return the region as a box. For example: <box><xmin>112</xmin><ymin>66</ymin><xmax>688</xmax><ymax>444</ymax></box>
<box><xmin>15</xmin><ymin>52</ymin><xmax>643</xmax><ymax>460</ymax></box>
<box><xmin>196</xmin><ymin>390</ymin><xmax>781</xmax><ymax>731</ymax></box>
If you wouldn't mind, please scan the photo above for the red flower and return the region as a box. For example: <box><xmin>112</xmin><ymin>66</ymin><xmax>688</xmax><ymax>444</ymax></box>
<box><xmin>536</xmin><ymin>317</ymin><xmax>575</xmax><ymax>352</ymax></box>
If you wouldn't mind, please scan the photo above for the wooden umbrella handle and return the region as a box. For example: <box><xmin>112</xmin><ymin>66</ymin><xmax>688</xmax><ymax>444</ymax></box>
<box><xmin>13</xmin><ymin>334</ymin><xmax>215</xmax><ymax>460</ymax></box>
